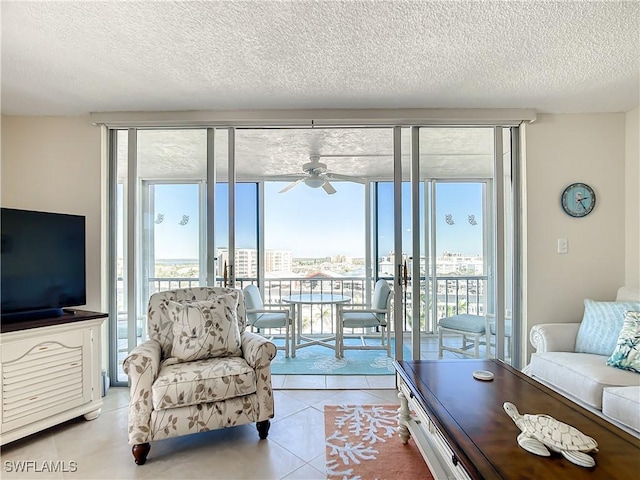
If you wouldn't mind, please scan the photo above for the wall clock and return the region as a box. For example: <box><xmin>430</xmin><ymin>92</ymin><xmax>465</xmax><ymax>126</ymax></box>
<box><xmin>561</xmin><ymin>183</ymin><xmax>596</xmax><ymax>217</ymax></box>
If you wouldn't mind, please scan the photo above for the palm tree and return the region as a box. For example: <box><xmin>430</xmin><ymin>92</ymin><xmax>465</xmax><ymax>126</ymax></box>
<box><xmin>313</xmin><ymin>307</ymin><xmax>332</xmax><ymax>332</ymax></box>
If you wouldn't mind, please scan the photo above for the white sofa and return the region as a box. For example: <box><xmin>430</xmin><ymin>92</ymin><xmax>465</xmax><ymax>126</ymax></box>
<box><xmin>528</xmin><ymin>287</ymin><xmax>640</xmax><ymax>437</ymax></box>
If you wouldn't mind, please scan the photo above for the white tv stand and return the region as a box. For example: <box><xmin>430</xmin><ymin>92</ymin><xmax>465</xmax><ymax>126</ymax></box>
<box><xmin>0</xmin><ymin>310</ymin><xmax>107</xmax><ymax>445</ymax></box>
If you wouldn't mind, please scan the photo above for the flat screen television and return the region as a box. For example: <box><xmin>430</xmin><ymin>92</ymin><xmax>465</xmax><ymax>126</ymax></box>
<box><xmin>1</xmin><ymin>208</ymin><xmax>86</xmax><ymax>321</ymax></box>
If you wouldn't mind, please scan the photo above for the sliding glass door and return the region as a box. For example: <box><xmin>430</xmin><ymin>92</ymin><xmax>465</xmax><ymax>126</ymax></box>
<box><xmin>109</xmin><ymin>122</ymin><xmax>521</xmax><ymax>384</ymax></box>
<box><xmin>112</xmin><ymin>128</ymin><xmax>209</xmax><ymax>383</ymax></box>
<box><xmin>403</xmin><ymin>126</ymin><xmax>518</xmax><ymax>363</ymax></box>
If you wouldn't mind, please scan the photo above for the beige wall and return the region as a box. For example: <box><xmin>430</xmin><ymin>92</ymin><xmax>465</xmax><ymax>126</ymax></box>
<box><xmin>1</xmin><ymin>116</ymin><xmax>104</xmax><ymax>313</ymax></box>
<box><xmin>523</xmin><ymin>113</ymin><xmax>633</xmax><ymax>358</ymax></box>
<box><xmin>625</xmin><ymin>107</ymin><xmax>639</xmax><ymax>289</ymax></box>
<box><xmin>2</xmin><ymin>112</ymin><xmax>637</xmax><ymax>366</ymax></box>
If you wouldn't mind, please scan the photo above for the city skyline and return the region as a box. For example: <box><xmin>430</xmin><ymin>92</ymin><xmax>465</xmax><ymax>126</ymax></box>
<box><xmin>142</xmin><ymin>249</ymin><xmax>485</xmax><ymax>280</ymax></box>
<box><xmin>143</xmin><ymin>180</ymin><xmax>484</xmax><ymax>260</ymax></box>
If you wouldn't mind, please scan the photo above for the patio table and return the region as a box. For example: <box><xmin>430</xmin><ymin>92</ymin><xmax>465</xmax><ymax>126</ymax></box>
<box><xmin>282</xmin><ymin>293</ymin><xmax>351</xmax><ymax>358</ymax></box>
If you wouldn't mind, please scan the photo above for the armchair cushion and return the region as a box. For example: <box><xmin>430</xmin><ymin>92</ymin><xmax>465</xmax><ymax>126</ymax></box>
<box><xmin>147</xmin><ymin>287</ymin><xmax>248</xmax><ymax>359</ymax></box>
<box><xmin>575</xmin><ymin>300</ymin><xmax>640</xmax><ymax>356</ymax></box>
<box><xmin>152</xmin><ymin>356</ymin><xmax>256</xmax><ymax>410</ymax></box>
<box><xmin>168</xmin><ymin>293</ymin><xmax>242</xmax><ymax>362</ymax></box>
<box><xmin>606</xmin><ymin>311</ymin><xmax>640</xmax><ymax>373</ymax></box>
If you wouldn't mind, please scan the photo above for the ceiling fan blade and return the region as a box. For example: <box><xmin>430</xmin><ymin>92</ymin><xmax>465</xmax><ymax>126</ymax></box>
<box><xmin>322</xmin><ymin>181</ymin><xmax>337</xmax><ymax>195</ymax></box>
<box><xmin>279</xmin><ymin>178</ymin><xmax>305</xmax><ymax>193</ymax></box>
<box><xmin>325</xmin><ymin>173</ymin><xmax>366</xmax><ymax>184</ymax></box>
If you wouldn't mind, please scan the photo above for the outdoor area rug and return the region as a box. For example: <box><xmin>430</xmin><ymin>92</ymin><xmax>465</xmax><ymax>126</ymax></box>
<box><xmin>324</xmin><ymin>404</ymin><xmax>434</xmax><ymax>480</ymax></box>
<box><xmin>270</xmin><ymin>338</ymin><xmax>409</xmax><ymax>375</ymax></box>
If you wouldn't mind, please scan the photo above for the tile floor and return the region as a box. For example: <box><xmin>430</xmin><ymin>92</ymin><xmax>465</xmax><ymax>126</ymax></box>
<box><xmin>0</xmin><ymin>378</ymin><xmax>400</xmax><ymax>480</ymax></box>
<box><xmin>1</xmin><ymin>335</ymin><xmax>492</xmax><ymax>479</ymax></box>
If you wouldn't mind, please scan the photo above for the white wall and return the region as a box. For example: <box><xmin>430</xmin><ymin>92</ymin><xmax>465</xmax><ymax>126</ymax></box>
<box><xmin>1</xmin><ymin>116</ymin><xmax>104</xmax><ymax>313</ymax></box>
<box><xmin>524</xmin><ymin>113</ymin><xmax>631</xmax><ymax>358</ymax></box>
<box><xmin>625</xmin><ymin>107</ymin><xmax>639</xmax><ymax>288</ymax></box>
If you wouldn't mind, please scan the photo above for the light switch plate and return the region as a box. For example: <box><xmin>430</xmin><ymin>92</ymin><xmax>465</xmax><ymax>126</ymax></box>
<box><xmin>557</xmin><ymin>238</ymin><xmax>568</xmax><ymax>254</ymax></box>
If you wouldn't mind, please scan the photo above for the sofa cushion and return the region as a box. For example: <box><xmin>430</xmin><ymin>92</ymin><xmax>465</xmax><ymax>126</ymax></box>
<box><xmin>152</xmin><ymin>356</ymin><xmax>257</xmax><ymax>410</ymax></box>
<box><xmin>606</xmin><ymin>311</ymin><xmax>640</xmax><ymax>373</ymax></box>
<box><xmin>169</xmin><ymin>293</ymin><xmax>242</xmax><ymax>362</ymax></box>
<box><xmin>529</xmin><ymin>352</ymin><xmax>640</xmax><ymax>409</ymax></box>
<box><xmin>602</xmin><ymin>386</ymin><xmax>640</xmax><ymax>433</ymax></box>
<box><xmin>575</xmin><ymin>300</ymin><xmax>640</xmax><ymax>356</ymax></box>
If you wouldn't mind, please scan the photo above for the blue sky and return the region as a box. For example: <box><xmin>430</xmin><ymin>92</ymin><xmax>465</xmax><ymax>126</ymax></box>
<box><xmin>145</xmin><ymin>181</ymin><xmax>483</xmax><ymax>259</ymax></box>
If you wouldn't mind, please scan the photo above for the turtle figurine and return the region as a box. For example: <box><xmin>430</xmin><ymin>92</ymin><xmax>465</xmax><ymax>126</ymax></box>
<box><xmin>503</xmin><ymin>402</ymin><xmax>599</xmax><ymax>468</ymax></box>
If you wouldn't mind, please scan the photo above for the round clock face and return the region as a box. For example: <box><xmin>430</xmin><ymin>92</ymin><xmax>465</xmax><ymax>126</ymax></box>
<box><xmin>561</xmin><ymin>183</ymin><xmax>596</xmax><ymax>217</ymax></box>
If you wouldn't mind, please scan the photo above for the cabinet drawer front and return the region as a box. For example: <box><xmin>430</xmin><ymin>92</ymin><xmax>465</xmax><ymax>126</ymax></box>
<box><xmin>2</xmin><ymin>331</ymin><xmax>89</xmax><ymax>429</ymax></box>
<box><xmin>2</xmin><ymin>330</ymin><xmax>84</xmax><ymax>363</ymax></box>
<box><xmin>398</xmin><ymin>375</ymin><xmax>472</xmax><ymax>480</ymax></box>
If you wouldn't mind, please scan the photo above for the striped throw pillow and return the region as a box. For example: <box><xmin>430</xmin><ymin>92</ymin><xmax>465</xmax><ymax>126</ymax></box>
<box><xmin>575</xmin><ymin>300</ymin><xmax>640</xmax><ymax>356</ymax></box>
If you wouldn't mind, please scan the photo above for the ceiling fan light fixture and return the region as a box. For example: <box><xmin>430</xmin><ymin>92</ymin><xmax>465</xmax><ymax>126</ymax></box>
<box><xmin>304</xmin><ymin>177</ymin><xmax>325</xmax><ymax>188</ymax></box>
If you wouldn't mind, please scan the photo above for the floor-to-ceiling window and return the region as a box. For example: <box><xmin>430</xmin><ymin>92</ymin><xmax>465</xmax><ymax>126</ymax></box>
<box><xmin>112</xmin><ymin>128</ymin><xmax>208</xmax><ymax>382</ymax></box>
<box><xmin>109</xmin><ymin>122</ymin><xmax>521</xmax><ymax>385</ymax></box>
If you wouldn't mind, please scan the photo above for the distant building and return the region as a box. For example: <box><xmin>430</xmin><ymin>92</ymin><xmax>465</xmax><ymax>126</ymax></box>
<box><xmin>437</xmin><ymin>252</ymin><xmax>484</xmax><ymax>275</ymax></box>
<box><xmin>217</xmin><ymin>248</ymin><xmax>292</xmax><ymax>278</ymax></box>
<box><xmin>216</xmin><ymin>247</ymin><xmax>482</xmax><ymax>279</ymax></box>
<box><xmin>380</xmin><ymin>251</ymin><xmax>483</xmax><ymax>277</ymax></box>
<box><xmin>265</xmin><ymin>250</ymin><xmax>293</xmax><ymax>273</ymax></box>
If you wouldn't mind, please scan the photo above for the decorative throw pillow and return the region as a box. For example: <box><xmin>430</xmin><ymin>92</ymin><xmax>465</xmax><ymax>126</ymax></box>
<box><xmin>169</xmin><ymin>292</ymin><xmax>242</xmax><ymax>362</ymax></box>
<box><xmin>606</xmin><ymin>311</ymin><xmax>640</xmax><ymax>373</ymax></box>
<box><xmin>575</xmin><ymin>300</ymin><xmax>640</xmax><ymax>356</ymax></box>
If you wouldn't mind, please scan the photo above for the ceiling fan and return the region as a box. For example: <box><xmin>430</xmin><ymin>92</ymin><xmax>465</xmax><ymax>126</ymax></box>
<box><xmin>279</xmin><ymin>155</ymin><xmax>363</xmax><ymax>195</ymax></box>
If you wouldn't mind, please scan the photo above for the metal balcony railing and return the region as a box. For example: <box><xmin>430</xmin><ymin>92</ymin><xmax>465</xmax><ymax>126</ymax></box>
<box><xmin>116</xmin><ymin>274</ymin><xmax>487</xmax><ymax>337</ymax></box>
<box><xmin>115</xmin><ymin>274</ymin><xmax>489</xmax><ymax>382</ymax></box>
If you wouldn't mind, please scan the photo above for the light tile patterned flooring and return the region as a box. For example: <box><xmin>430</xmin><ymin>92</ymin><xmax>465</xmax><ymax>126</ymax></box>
<box><xmin>1</xmin><ymin>383</ymin><xmax>399</xmax><ymax>480</ymax></box>
<box><xmin>1</xmin><ymin>336</ymin><xmax>482</xmax><ymax>479</ymax></box>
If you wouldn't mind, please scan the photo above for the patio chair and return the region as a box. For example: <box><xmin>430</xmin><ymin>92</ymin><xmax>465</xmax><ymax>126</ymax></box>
<box><xmin>243</xmin><ymin>284</ymin><xmax>292</xmax><ymax>358</ymax></box>
<box><xmin>336</xmin><ymin>279</ymin><xmax>393</xmax><ymax>358</ymax></box>
<box><xmin>437</xmin><ymin>314</ymin><xmax>487</xmax><ymax>358</ymax></box>
<box><xmin>123</xmin><ymin>287</ymin><xmax>277</xmax><ymax>465</ymax></box>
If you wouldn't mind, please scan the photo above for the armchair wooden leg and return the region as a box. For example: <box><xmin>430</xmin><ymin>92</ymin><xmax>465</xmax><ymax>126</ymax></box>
<box><xmin>257</xmin><ymin>419</ymin><xmax>270</xmax><ymax>439</ymax></box>
<box><xmin>132</xmin><ymin>443</ymin><xmax>151</xmax><ymax>465</ymax></box>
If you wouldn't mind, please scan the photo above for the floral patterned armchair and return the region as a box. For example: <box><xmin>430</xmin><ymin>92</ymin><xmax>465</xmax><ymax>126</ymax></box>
<box><xmin>123</xmin><ymin>287</ymin><xmax>277</xmax><ymax>465</ymax></box>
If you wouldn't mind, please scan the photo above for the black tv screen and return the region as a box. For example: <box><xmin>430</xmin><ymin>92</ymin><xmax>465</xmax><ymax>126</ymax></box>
<box><xmin>1</xmin><ymin>208</ymin><xmax>86</xmax><ymax>320</ymax></box>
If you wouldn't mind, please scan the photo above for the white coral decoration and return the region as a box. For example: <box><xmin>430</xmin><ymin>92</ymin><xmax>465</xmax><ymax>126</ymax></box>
<box><xmin>326</xmin><ymin>405</ymin><xmax>398</xmax><ymax>480</ymax></box>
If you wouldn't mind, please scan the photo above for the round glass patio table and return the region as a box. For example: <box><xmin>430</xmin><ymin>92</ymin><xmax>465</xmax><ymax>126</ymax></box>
<box><xmin>282</xmin><ymin>293</ymin><xmax>351</xmax><ymax>358</ymax></box>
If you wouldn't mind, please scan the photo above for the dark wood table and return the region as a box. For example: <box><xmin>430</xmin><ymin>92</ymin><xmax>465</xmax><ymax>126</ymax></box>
<box><xmin>395</xmin><ymin>359</ymin><xmax>640</xmax><ymax>480</ymax></box>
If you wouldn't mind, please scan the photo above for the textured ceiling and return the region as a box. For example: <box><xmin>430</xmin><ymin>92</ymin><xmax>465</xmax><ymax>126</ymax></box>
<box><xmin>126</xmin><ymin>126</ymin><xmax>496</xmax><ymax>182</ymax></box>
<box><xmin>2</xmin><ymin>0</ymin><xmax>639</xmax><ymax>116</ymax></box>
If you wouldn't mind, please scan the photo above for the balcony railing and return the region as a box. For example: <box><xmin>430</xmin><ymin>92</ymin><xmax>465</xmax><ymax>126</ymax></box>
<box><xmin>115</xmin><ymin>274</ymin><xmax>488</xmax><ymax>382</ymax></box>
<box><xmin>117</xmin><ymin>274</ymin><xmax>487</xmax><ymax>337</ymax></box>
